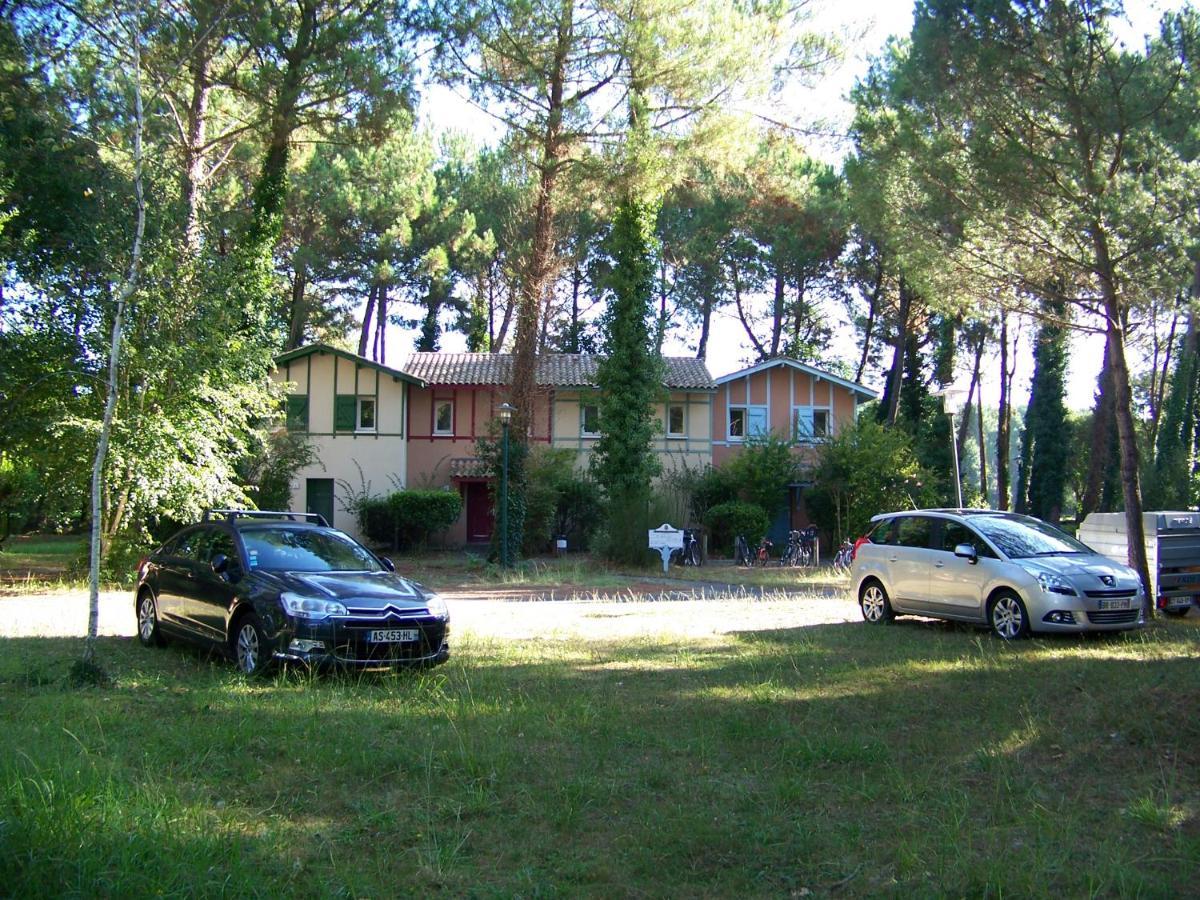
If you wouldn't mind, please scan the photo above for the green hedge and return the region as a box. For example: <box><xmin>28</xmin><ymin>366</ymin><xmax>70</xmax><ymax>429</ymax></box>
<box><xmin>704</xmin><ymin>501</ymin><xmax>769</xmax><ymax>558</ymax></box>
<box><xmin>357</xmin><ymin>489</ymin><xmax>463</xmax><ymax>550</ymax></box>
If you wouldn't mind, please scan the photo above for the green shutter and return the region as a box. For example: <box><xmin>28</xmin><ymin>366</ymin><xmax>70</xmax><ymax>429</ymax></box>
<box><xmin>286</xmin><ymin>395</ymin><xmax>309</xmax><ymax>432</ymax></box>
<box><xmin>334</xmin><ymin>395</ymin><xmax>357</xmax><ymax>431</ymax></box>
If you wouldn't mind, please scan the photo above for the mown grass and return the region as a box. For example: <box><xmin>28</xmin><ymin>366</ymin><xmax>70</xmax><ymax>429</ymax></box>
<box><xmin>2</xmin><ymin>615</ymin><xmax>1199</xmax><ymax>896</ymax></box>
<box><xmin>0</xmin><ymin>534</ymin><xmax>92</xmax><ymax>595</ymax></box>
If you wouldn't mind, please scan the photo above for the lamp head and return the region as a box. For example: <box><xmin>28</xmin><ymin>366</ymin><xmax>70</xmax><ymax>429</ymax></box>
<box><xmin>498</xmin><ymin>402</ymin><xmax>515</xmax><ymax>424</ymax></box>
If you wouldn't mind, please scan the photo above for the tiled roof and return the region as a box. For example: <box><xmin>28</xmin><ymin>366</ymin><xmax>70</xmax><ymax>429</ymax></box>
<box><xmin>401</xmin><ymin>353</ymin><xmax>715</xmax><ymax>390</ymax></box>
<box><xmin>448</xmin><ymin>457</ymin><xmax>490</xmax><ymax>480</ymax></box>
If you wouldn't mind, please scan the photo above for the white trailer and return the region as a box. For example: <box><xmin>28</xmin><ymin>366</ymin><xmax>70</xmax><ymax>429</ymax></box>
<box><xmin>1078</xmin><ymin>511</ymin><xmax>1200</xmax><ymax>616</ymax></box>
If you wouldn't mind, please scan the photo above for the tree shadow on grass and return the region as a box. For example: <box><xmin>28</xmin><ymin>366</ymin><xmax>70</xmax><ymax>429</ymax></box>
<box><xmin>0</xmin><ymin>624</ymin><xmax>1198</xmax><ymax>897</ymax></box>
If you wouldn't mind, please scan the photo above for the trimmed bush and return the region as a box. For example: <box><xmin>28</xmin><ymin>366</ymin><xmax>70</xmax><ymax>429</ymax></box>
<box><xmin>704</xmin><ymin>500</ymin><xmax>769</xmax><ymax>558</ymax></box>
<box><xmin>358</xmin><ymin>489</ymin><xmax>463</xmax><ymax>550</ymax></box>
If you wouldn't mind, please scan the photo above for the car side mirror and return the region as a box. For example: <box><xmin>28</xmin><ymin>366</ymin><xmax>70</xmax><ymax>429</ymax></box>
<box><xmin>954</xmin><ymin>543</ymin><xmax>978</xmax><ymax>564</ymax></box>
<box><xmin>380</xmin><ymin>557</ymin><xmax>396</xmax><ymax>572</ymax></box>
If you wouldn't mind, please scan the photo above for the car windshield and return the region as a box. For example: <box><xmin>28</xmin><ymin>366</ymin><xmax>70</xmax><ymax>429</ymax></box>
<box><xmin>241</xmin><ymin>527</ymin><xmax>383</xmax><ymax>573</ymax></box>
<box><xmin>969</xmin><ymin>515</ymin><xmax>1093</xmax><ymax>560</ymax></box>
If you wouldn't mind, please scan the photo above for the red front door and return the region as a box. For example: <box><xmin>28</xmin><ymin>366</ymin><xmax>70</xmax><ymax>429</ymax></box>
<box><xmin>465</xmin><ymin>481</ymin><xmax>494</xmax><ymax>543</ymax></box>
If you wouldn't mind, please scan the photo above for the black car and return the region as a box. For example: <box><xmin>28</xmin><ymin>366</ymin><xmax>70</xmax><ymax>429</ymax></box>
<box><xmin>134</xmin><ymin>510</ymin><xmax>450</xmax><ymax>674</ymax></box>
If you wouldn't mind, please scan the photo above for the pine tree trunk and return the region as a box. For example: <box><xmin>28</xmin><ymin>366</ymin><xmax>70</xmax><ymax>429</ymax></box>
<box><xmin>769</xmin><ymin>270</ymin><xmax>784</xmax><ymax>357</ymax></box>
<box><xmin>359</xmin><ymin>284</ymin><xmax>377</xmax><ymax>357</ymax></box>
<box><xmin>881</xmin><ymin>277</ymin><xmax>912</xmax><ymax>426</ymax></box>
<box><xmin>181</xmin><ymin>26</ymin><xmax>212</xmax><ymax>256</ymax></box>
<box><xmin>1093</xmin><ymin>227</ymin><xmax>1154</xmax><ymax>612</ymax></box>
<box><xmin>854</xmin><ymin>256</ymin><xmax>883</xmax><ymax>384</ymax></box>
<box><xmin>976</xmin><ymin>384</ymin><xmax>988</xmax><ymax>504</ymax></box>
<box><xmin>287</xmin><ymin>263</ymin><xmax>308</xmax><ymax>350</ymax></box>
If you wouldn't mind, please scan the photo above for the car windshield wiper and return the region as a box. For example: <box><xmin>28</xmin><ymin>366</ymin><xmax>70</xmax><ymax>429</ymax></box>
<box><xmin>1032</xmin><ymin>550</ymin><xmax>1084</xmax><ymax>556</ymax></box>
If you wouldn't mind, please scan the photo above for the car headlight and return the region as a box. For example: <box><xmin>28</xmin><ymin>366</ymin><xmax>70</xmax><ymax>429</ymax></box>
<box><xmin>1036</xmin><ymin>572</ymin><xmax>1077</xmax><ymax>596</ymax></box>
<box><xmin>425</xmin><ymin>594</ymin><xmax>449</xmax><ymax>620</ymax></box>
<box><xmin>280</xmin><ymin>592</ymin><xmax>347</xmax><ymax>620</ymax></box>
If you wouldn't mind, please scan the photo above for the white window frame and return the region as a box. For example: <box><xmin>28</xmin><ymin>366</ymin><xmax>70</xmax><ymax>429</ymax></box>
<box><xmin>729</xmin><ymin>404</ymin><xmax>767</xmax><ymax>442</ymax></box>
<box><xmin>793</xmin><ymin>405</ymin><xmax>831</xmax><ymax>443</ymax></box>
<box><xmin>667</xmin><ymin>403</ymin><xmax>685</xmax><ymax>437</ymax></box>
<box><xmin>356</xmin><ymin>397</ymin><xmax>377</xmax><ymax>433</ymax></box>
<box><xmin>581</xmin><ymin>403</ymin><xmax>600</xmax><ymax>437</ymax></box>
<box><xmin>434</xmin><ymin>400</ymin><xmax>454</xmax><ymax>436</ymax></box>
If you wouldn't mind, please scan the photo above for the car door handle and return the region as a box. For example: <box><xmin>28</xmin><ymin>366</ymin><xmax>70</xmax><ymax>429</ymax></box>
<box><xmin>887</xmin><ymin>556</ymin><xmax>898</xmax><ymax>563</ymax></box>
<box><xmin>934</xmin><ymin>562</ymin><xmax>945</xmax><ymax>569</ymax></box>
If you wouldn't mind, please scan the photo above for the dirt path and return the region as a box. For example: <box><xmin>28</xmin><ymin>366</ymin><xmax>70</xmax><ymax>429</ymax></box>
<box><xmin>0</xmin><ymin>582</ymin><xmax>859</xmax><ymax>640</ymax></box>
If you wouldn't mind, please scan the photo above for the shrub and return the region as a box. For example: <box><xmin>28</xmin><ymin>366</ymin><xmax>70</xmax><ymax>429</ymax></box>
<box><xmin>521</xmin><ymin>447</ymin><xmax>602</xmax><ymax>554</ymax></box>
<box><xmin>704</xmin><ymin>501</ymin><xmax>769</xmax><ymax>557</ymax></box>
<box><xmin>357</xmin><ymin>489</ymin><xmax>463</xmax><ymax>550</ymax></box>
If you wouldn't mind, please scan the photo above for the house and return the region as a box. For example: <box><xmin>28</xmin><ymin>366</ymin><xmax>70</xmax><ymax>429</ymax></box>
<box><xmin>712</xmin><ymin>357</ymin><xmax>878</xmax><ymax>539</ymax></box>
<box><xmin>400</xmin><ymin>353</ymin><xmax>716</xmax><ymax>545</ymax></box>
<box><xmin>272</xmin><ymin>345</ymin><xmax>425</xmax><ymax>535</ymax></box>
<box><xmin>272</xmin><ymin>345</ymin><xmax>716</xmax><ymax>545</ymax></box>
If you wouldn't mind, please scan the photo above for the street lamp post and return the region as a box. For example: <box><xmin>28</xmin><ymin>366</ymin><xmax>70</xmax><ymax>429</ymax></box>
<box><xmin>497</xmin><ymin>402</ymin><xmax>515</xmax><ymax>567</ymax></box>
<box><xmin>935</xmin><ymin>387</ymin><xmax>967</xmax><ymax>509</ymax></box>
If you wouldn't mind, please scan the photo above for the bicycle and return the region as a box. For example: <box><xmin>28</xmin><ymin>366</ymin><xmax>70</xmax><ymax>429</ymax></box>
<box><xmin>671</xmin><ymin>528</ymin><xmax>702</xmax><ymax>567</ymax></box>
<box><xmin>831</xmin><ymin>539</ymin><xmax>854</xmax><ymax>572</ymax></box>
<box><xmin>778</xmin><ymin>530</ymin><xmax>803</xmax><ymax>567</ymax></box>
<box><xmin>755</xmin><ymin>537</ymin><xmax>773</xmax><ymax>567</ymax></box>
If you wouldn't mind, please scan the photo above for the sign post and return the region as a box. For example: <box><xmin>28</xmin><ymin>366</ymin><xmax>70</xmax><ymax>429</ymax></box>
<box><xmin>648</xmin><ymin>524</ymin><xmax>684</xmax><ymax>573</ymax></box>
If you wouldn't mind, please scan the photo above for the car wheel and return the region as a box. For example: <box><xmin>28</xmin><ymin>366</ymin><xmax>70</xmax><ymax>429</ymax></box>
<box><xmin>990</xmin><ymin>591</ymin><xmax>1030</xmax><ymax>640</ymax></box>
<box><xmin>136</xmin><ymin>591</ymin><xmax>166</xmax><ymax>647</ymax></box>
<box><xmin>860</xmin><ymin>580</ymin><xmax>894</xmax><ymax>624</ymax></box>
<box><xmin>233</xmin><ymin>615</ymin><xmax>272</xmax><ymax>676</ymax></box>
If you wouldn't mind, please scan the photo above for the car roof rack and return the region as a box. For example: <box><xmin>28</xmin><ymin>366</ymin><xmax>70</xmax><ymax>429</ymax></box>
<box><xmin>202</xmin><ymin>509</ymin><xmax>329</xmax><ymax>527</ymax></box>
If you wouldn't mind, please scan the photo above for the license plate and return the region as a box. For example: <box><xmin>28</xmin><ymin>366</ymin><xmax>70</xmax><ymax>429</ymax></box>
<box><xmin>367</xmin><ymin>628</ymin><xmax>419</xmax><ymax>643</ymax></box>
<box><xmin>1098</xmin><ymin>599</ymin><xmax>1131</xmax><ymax>611</ymax></box>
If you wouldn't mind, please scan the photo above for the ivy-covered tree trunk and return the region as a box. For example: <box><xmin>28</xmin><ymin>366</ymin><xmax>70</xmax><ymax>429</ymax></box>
<box><xmin>594</xmin><ymin>194</ymin><xmax>663</xmax><ymax>563</ymax></box>
<box><xmin>594</xmin><ymin>82</ymin><xmax>664</xmax><ymax>565</ymax></box>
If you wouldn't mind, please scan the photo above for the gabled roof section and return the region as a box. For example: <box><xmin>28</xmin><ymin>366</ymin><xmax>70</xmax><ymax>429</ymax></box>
<box><xmin>275</xmin><ymin>344</ymin><xmax>426</xmax><ymax>386</ymax></box>
<box><xmin>714</xmin><ymin>357</ymin><xmax>878</xmax><ymax>400</ymax></box>
<box><xmin>401</xmin><ymin>353</ymin><xmax>716</xmax><ymax>391</ymax></box>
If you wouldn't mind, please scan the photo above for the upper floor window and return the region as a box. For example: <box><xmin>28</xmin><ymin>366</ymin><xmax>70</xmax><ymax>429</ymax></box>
<box><xmin>581</xmin><ymin>404</ymin><xmax>600</xmax><ymax>437</ymax></box>
<box><xmin>434</xmin><ymin>400</ymin><xmax>454</xmax><ymax>435</ymax></box>
<box><xmin>286</xmin><ymin>395</ymin><xmax>309</xmax><ymax>432</ymax></box>
<box><xmin>667</xmin><ymin>404</ymin><xmax>685</xmax><ymax>437</ymax></box>
<box><xmin>357</xmin><ymin>397</ymin><xmax>376</xmax><ymax>433</ymax></box>
<box><xmin>729</xmin><ymin>405</ymin><xmax>766</xmax><ymax>441</ymax></box>
<box><xmin>793</xmin><ymin>406</ymin><xmax>830</xmax><ymax>442</ymax></box>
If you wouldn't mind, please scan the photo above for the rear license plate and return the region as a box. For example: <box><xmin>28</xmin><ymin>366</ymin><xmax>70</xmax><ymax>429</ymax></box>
<box><xmin>1098</xmin><ymin>598</ymin><xmax>1131</xmax><ymax>611</ymax></box>
<box><xmin>367</xmin><ymin>629</ymin><xmax>419</xmax><ymax>643</ymax></box>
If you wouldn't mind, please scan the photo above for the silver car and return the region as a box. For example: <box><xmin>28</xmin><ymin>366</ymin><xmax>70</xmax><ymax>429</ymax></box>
<box><xmin>852</xmin><ymin>510</ymin><xmax>1146</xmax><ymax>639</ymax></box>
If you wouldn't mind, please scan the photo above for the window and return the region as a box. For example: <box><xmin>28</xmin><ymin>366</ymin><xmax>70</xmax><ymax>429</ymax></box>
<box><xmin>940</xmin><ymin>521</ymin><xmax>997</xmax><ymax>559</ymax></box>
<box><xmin>729</xmin><ymin>405</ymin><xmax>766</xmax><ymax>441</ymax></box>
<box><xmin>896</xmin><ymin>516</ymin><xmax>934</xmax><ymax>549</ymax></box>
<box><xmin>582</xmin><ymin>404</ymin><xmax>600</xmax><ymax>437</ymax></box>
<box><xmin>357</xmin><ymin>397</ymin><xmax>376</xmax><ymax>432</ymax></box>
<box><xmin>793</xmin><ymin>406</ymin><xmax>830</xmax><ymax>442</ymax></box>
<box><xmin>434</xmin><ymin>400</ymin><xmax>454</xmax><ymax>435</ymax></box>
<box><xmin>667</xmin><ymin>404</ymin><xmax>685</xmax><ymax>436</ymax></box>
<box><xmin>285</xmin><ymin>395</ymin><xmax>309</xmax><ymax>432</ymax></box>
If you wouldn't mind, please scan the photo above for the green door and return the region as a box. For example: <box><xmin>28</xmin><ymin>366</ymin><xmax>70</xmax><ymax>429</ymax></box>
<box><xmin>306</xmin><ymin>478</ymin><xmax>335</xmax><ymax>527</ymax></box>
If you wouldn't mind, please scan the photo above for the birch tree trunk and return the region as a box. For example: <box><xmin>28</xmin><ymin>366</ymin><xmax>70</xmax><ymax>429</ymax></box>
<box><xmin>86</xmin><ymin>10</ymin><xmax>147</xmax><ymax>665</ymax></box>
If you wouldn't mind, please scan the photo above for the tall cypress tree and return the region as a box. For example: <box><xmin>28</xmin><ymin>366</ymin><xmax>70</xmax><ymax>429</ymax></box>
<box><xmin>594</xmin><ymin>93</ymin><xmax>664</xmax><ymax>564</ymax></box>
<box><xmin>1016</xmin><ymin>301</ymin><xmax>1070</xmax><ymax>523</ymax></box>
<box><xmin>1151</xmin><ymin>307</ymin><xmax>1199</xmax><ymax>510</ymax></box>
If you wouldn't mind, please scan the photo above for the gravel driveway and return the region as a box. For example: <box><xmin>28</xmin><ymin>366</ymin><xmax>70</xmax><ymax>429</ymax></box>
<box><xmin>0</xmin><ymin>585</ymin><xmax>860</xmax><ymax>641</ymax></box>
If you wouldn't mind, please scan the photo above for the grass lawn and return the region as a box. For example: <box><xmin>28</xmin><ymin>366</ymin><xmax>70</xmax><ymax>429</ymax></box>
<box><xmin>2</xmin><ymin>613</ymin><xmax>1198</xmax><ymax>895</ymax></box>
<box><xmin>0</xmin><ymin>534</ymin><xmax>84</xmax><ymax>590</ymax></box>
